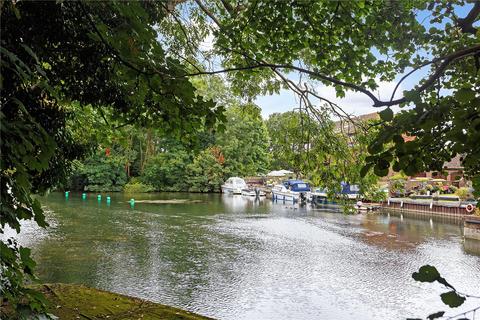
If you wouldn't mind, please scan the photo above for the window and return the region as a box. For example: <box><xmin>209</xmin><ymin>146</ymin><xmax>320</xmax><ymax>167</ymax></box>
<box><xmin>350</xmin><ymin>185</ymin><xmax>360</xmax><ymax>192</ymax></box>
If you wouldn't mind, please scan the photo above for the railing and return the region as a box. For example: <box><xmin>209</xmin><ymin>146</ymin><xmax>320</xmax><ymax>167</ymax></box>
<box><xmin>382</xmin><ymin>198</ymin><xmax>473</xmax><ymax>216</ymax></box>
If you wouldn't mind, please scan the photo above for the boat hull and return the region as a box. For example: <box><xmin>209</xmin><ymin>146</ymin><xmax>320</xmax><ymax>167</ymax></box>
<box><xmin>241</xmin><ymin>189</ymin><xmax>266</xmax><ymax>197</ymax></box>
<box><xmin>272</xmin><ymin>191</ymin><xmax>305</xmax><ymax>202</ymax></box>
<box><xmin>222</xmin><ymin>186</ymin><xmax>242</xmax><ymax>194</ymax></box>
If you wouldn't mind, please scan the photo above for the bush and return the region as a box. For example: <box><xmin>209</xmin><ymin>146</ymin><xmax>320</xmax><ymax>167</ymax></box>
<box><xmin>77</xmin><ymin>152</ymin><xmax>128</xmax><ymax>192</ymax></box>
<box><xmin>455</xmin><ymin>187</ymin><xmax>471</xmax><ymax>200</ymax></box>
<box><xmin>390</xmin><ymin>178</ymin><xmax>406</xmax><ymax>197</ymax></box>
<box><xmin>141</xmin><ymin>150</ymin><xmax>190</xmax><ymax>191</ymax></box>
<box><xmin>123</xmin><ymin>179</ymin><xmax>154</xmax><ymax>193</ymax></box>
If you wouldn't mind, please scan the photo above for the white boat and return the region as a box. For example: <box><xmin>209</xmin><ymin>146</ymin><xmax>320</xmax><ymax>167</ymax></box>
<box><xmin>271</xmin><ymin>184</ymin><xmax>297</xmax><ymax>201</ymax></box>
<box><xmin>241</xmin><ymin>188</ymin><xmax>266</xmax><ymax>197</ymax></box>
<box><xmin>271</xmin><ymin>184</ymin><xmax>300</xmax><ymax>202</ymax></box>
<box><xmin>271</xmin><ymin>180</ymin><xmax>311</xmax><ymax>202</ymax></box>
<box><xmin>221</xmin><ymin>177</ymin><xmax>247</xmax><ymax>194</ymax></box>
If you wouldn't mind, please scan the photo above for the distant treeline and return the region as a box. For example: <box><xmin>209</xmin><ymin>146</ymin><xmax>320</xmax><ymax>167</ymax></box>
<box><xmin>67</xmin><ymin>105</ymin><xmax>303</xmax><ymax>193</ymax></box>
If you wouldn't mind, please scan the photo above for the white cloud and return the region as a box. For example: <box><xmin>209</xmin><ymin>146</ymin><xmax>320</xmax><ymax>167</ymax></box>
<box><xmin>256</xmin><ymin>79</ymin><xmax>404</xmax><ymax>119</ymax></box>
<box><xmin>314</xmin><ymin>79</ymin><xmax>404</xmax><ymax>117</ymax></box>
<box><xmin>199</xmin><ymin>32</ymin><xmax>214</xmax><ymax>52</ymax></box>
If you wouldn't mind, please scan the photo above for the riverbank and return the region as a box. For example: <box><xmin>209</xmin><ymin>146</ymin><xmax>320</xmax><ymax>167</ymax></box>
<box><xmin>29</xmin><ymin>284</ymin><xmax>213</xmax><ymax>320</ymax></box>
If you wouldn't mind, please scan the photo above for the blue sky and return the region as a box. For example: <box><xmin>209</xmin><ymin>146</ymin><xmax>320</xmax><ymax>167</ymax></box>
<box><xmin>253</xmin><ymin>3</ymin><xmax>476</xmax><ymax>119</ymax></box>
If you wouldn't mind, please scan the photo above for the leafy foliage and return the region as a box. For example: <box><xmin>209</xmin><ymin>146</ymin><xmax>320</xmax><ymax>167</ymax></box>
<box><xmin>266</xmin><ymin>111</ymin><xmax>319</xmax><ymax>174</ymax></box>
<box><xmin>179</xmin><ymin>0</ymin><xmax>479</xmax><ymax>201</ymax></box>
<box><xmin>1</xmin><ymin>0</ymin><xmax>224</xmax><ymax>314</ymax></box>
<box><xmin>78</xmin><ymin>151</ymin><xmax>128</xmax><ymax>192</ymax></box>
<box><xmin>123</xmin><ymin>178</ymin><xmax>155</xmax><ymax>194</ymax></box>
<box><xmin>411</xmin><ymin>265</ymin><xmax>477</xmax><ymax>319</ymax></box>
<box><xmin>186</xmin><ymin>148</ymin><xmax>226</xmax><ymax>193</ymax></box>
<box><xmin>142</xmin><ymin>147</ymin><xmax>191</xmax><ymax>192</ymax></box>
<box><xmin>217</xmin><ymin>104</ymin><xmax>271</xmax><ymax>177</ymax></box>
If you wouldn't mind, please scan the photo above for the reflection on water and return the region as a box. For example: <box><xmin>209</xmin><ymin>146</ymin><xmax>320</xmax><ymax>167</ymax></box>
<box><xmin>14</xmin><ymin>192</ymin><xmax>480</xmax><ymax>320</ymax></box>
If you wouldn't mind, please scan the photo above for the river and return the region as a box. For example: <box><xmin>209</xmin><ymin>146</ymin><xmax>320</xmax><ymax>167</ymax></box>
<box><xmin>11</xmin><ymin>192</ymin><xmax>480</xmax><ymax>319</ymax></box>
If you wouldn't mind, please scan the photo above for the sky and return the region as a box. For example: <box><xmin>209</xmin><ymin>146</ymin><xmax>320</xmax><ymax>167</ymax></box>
<box><xmin>255</xmin><ymin>79</ymin><xmax>407</xmax><ymax>119</ymax></box>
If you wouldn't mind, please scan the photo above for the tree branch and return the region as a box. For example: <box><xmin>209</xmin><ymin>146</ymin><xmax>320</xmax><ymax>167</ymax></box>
<box><xmin>181</xmin><ymin>44</ymin><xmax>480</xmax><ymax>108</ymax></box>
<box><xmin>457</xmin><ymin>1</ymin><xmax>480</xmax><ymax>34</ymax></box>
<box><xmin>194</xmin><ymin>0</ymin><xmax>222</xmax><ymax>27</ymax></box>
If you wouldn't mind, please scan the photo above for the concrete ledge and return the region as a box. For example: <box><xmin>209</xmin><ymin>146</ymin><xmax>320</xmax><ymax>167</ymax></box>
<box><xmin>465</xmin><ymin>216</ymin><xmax>480</xmax><ymax>241</ymax></box>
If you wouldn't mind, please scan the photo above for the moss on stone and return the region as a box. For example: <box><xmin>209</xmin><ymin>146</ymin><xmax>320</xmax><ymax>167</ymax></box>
<box><xmin>39</xmin><ymin>283</ymin><xmax>214</xmax><ymax>320</ymax></box>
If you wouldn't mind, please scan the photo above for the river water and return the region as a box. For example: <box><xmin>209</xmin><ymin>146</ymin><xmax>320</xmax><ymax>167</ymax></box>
<box><xmin>12</xmin><ymin>192</ymin><xmax>480</xmax><ymax>319</ymax></box>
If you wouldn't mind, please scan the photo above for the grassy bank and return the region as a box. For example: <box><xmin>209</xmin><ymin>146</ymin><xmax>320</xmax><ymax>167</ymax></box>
<box><xmin>29</xmin><ymin>284</ymin><xmax>213</xmax><ymax>320</ymax></box>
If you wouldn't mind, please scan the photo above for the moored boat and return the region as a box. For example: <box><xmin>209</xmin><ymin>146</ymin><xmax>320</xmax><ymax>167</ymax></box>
<box><xmin>339</xmin><ymin>182</ymin><xmax>361</xmax><ymax>200</ymax></box>
<box><xmin>272</xmin><ymin>180</ymin><xmax>311</xmax><ymax>203</ymax></box>
<box><xmin>221</xmin><ymin>177</ymin><xmax>247</xmax><ymax>194</ymax></box>
<box><xmin>241</xmin><ymin>188</ymin><xmax>266</xmax><ymax>197</ymax></box>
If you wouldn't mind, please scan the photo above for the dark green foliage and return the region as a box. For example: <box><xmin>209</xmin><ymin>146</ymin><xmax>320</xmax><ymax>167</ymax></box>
<box><xmin>412</xmin><ymin>265</ymin><xmax>441</xmax><ymax>283</ymax></box>
<box><xmin>440</xmin><ymin>291</ymin><xmax>466</xmax><ymax>308</ymax></box>
<box><xmin>427</xmin><ymin>311</ymin><xmax>445</xmax><ymax>320</ymax></box>
<box><xmin>142</xmin><ymin>148</ymin><xmax>191</xmax><ymax>192</ymax></box>
<box><xmin>79</xmin><ymin>152</ymin><xmax>128</xmax><ymax>192</ymax></box>
<box><xmin>186</xmin><ymin>148</ymin><xmax>225</xmax><ymax>193</ymax></box>
<box><xmin>412</xmin><ymin>265</ymin><xmax>469</xmax><ymax>318</ymax></box>
<box><xmin>217</xmin><ymin>104</ymin><xmax>271</xmax><ymax>177</ymax></box>
<box><xmin>1</xmin><ymin>0</ymin><xmax>224</xmax><ymax>314</ymax></box>
<box><xmin>0</xmin><ymin>240</ymin><xmax>48</xmax><ymax>316</ymax></box>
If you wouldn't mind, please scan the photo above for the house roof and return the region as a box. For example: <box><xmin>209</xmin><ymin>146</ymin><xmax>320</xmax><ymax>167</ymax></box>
<box><xmin>443</xmin><ymin>155</ymin><xmax>463</xmax><ymax>170</ymax></box>
<box><xmin>334</xmin><ymin>112</ymin><xmax>380</xmax><ymax>135</ymax></box>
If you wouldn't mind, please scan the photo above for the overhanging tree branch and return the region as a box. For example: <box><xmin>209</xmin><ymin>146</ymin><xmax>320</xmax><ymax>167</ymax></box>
<box><xmin>457</xmin><ymin>1</ymin><xmax>480</xmax><ymax>34</ymax></box>
<box><xmin>180</xmin><ymin>44</ymin><xmax>480</xmax><ymax>108</ymax></box>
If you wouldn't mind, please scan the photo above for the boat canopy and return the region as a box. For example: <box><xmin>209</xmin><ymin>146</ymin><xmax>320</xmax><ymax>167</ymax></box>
<box><xmin>341</xmin><ymin>182</ymin><xmax>360</xmax><ymax>194</ymax></box>
<box><xmin>267</xmin><ymin>169</ymin><xmax>294</xmax><ymax>177</ymax></box>
<box><xmin>283</xmin><ymin>180</ymin><xmax>311</xmax><ymax>192</ymax></box>
<box><xmin>225</xmin><ymin>177</ymin><xmax>247</xmax><ymax>186</ymax></box>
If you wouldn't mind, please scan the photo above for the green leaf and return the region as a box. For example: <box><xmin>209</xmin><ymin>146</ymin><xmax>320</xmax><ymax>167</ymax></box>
<box><xmin>379</xmin><ymin>108</ymin><xmax>393</xmax><ymax>121</ymax></box>
<box><xmin>373</xmin><ymin>164</ymin><xmax>388</xmax><ymax>177</ymax></box>
<box><xmin>412</xmin><ymin>265</ymin><xmax>440</xmax><ymax>283</ymax></box>
<box><xmin>360</xmin><ymin>163</ymin><xmax>372</xmax><ymax>177</ymax></box>
<box><xmin>455</xmin><ymin>88</ymin><xmax>476</xmax><ymax>104</ymax></box>
<box><xmin>368</xmin><ymin>142</ymin><xmax>383</xmax><ymax>154</ymax></box>
<box><xmin>440</xmin><ymin>291</ymin><xmax>465</xmax><ymax>308</ymax></box>
<box><xmin>403</xmin><ymin>90</ymin><xmax>421</xmax><ymax>104</ymax></box>
<box><xmin>427</xmin><ymin>311</ymin><xmax>445</xmax><ymax>319</ymax></box>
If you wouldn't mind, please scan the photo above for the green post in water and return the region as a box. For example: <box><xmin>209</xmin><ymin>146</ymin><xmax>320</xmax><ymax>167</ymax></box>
<box><xmin>129</xmin><ymin>198</ymin><xmax>135</xmax><ymax>208</ymax></box>
<box><xmin>82</xmin><ymin>193</ymin><xmax>87</xmax><ymax>200</ymax></box>
<box><xmin>106</xmin><ymin>196</ymin><xmax>111</xmax><ymax>205</ymax></box>
<box><xmin>97</xmin><ymin>194</ymin><xmax>102</xmax><ymax>201</ymax></box>
<box><xmin>65</xmin><ymin>191</ymin><xmax>69</xmax><ymax>199</ymax></box>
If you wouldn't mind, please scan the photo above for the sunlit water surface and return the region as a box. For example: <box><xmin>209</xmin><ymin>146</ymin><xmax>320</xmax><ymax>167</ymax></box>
<box><xmin>10</xmin><ymin>192</ymin><xmax>480</xmax><ymax>319</ymax></box>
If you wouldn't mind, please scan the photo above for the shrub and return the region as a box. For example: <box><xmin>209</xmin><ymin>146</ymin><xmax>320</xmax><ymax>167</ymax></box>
<box><xmin>390</xmin><ymin>172</ymin><xmax>408</xmax><ymax>181</ymax></box>
<box><xmin>455</xmin><ymin>187</ymin><xmax>471</xmax><ymax>200</ymax></box>
<box><xmin>390</xmin><ymin>178</ymin><xmax>406</xmax><ymax>197</ymax></box>
<box><xmin>124</xmin><ymin>178</ymin><xmax>154</xmax><ymax>193</ymax></box>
